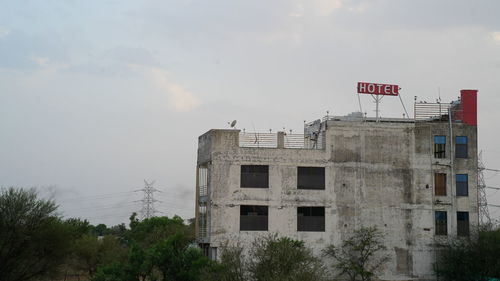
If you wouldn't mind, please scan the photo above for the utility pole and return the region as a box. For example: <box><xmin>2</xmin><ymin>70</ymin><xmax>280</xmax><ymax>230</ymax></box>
<box><xmin>138</xmin><ymin>180</ymin><xmax>161</xmax><ymax>220</ymax></box>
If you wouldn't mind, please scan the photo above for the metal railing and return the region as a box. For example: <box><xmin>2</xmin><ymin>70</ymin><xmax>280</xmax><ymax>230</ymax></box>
<box><xmin>414</xmin><ymin>102</ymin><xmax>453</xmax><ymax>120</ymax></box>
<box><xmin>198</xmin><ymin>167</ymin><xmax>208</xmax><ymax>197</ymax></box>
<box><xmin>239</xmin><ymin>133</ymin><xmax>277</xmax><ymax>148</ymax></box>
<box><xmin>198</xmin><ymin>204</ymin><xmax>208</xmax><ymax>238</ymax></box>
<box><xmin>414</xmin><ymin>101</ymin><xmax>465</xmax><ymax>122</ymax></box>
<box><xmin>239</xmin><ymin>133</ymin><xmax>324</xmax><ymax>149</ymax></box>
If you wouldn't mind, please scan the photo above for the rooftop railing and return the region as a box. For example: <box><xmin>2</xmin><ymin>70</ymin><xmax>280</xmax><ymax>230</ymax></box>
<box><xmin>239</xmin><ymin>132</ymin><xmax>324</xmax><ymax>149</ymax></box>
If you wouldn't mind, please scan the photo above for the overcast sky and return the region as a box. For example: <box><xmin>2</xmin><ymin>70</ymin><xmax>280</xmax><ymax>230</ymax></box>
<box><xmin>1</xmin><ymin>0</ymin><xmax>500</xmax><ymax>226</ymax></box>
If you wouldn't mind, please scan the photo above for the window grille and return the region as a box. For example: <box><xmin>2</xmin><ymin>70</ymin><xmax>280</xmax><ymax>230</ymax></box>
<box><xmin>456</xmin><ymin>174</ymin><xmax>468</xmax><ymax>196</ymax></box>
<box><xmin>455</xmin><ymin>136</ymin><xmax>468</xmax><ymax>158</ymax></box>
<box><xmin>434</xmin><ymin>136</ymin><xmax>446</xmax><ymax>158</ymax></box>
<box><xmin>457</xmin><ymin>212</ymin><xmax>469</xmax><ymax>236</ymax></box>
<box><xmin>435</xmin><ymin>211</ymin><xmax>447</xmax><ymax>236</ymax></box>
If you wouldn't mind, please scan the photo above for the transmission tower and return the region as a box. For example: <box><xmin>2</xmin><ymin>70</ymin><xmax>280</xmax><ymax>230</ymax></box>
<box><xmin>138</xmin><ymin>180</ymin><xmax>161</xmax><ymax>220</ymax></box>
<box><xmin>478</xmin><ymin>152</ymin><xmax>491</xmax><ymax>226</ymax></box>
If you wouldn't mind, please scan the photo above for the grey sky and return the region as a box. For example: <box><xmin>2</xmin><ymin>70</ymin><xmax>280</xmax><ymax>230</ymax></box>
<box><xmin>1</xmin><ymin>0</ymin><xmax>500</xmax><ymax>225</ymax></box>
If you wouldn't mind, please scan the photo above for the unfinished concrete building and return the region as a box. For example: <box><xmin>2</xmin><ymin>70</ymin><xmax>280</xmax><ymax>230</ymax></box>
<box><xmin>195</xmin><ymin>90</ymin><xmax>478</xmax><ymax>281</ymax></box>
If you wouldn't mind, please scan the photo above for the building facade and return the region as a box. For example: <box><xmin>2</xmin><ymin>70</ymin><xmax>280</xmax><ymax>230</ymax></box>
<box><xmin>195</xmin><ymin>90</ymin><xmax>478</xmax><ymax>281</ymax></box>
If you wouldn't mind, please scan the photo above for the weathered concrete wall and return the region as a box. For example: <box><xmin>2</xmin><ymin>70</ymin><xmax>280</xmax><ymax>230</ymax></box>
<box><xmin>196</xmin><ymin>120</ymin><xmax>478</xmax><ymax>281</ymax></box>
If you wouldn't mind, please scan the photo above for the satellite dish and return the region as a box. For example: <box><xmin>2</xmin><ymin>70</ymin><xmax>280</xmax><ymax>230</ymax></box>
<box><xmin>230</xmin><ymin>120</ymin><xmax>237</xmax><ymax>128</ymax></box>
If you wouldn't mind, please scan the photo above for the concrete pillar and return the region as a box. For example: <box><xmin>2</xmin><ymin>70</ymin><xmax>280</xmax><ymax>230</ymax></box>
<box><xmin>277</xmin><ymin>131</ymin><xmax>285</xmax><ymax>148</ymax></box>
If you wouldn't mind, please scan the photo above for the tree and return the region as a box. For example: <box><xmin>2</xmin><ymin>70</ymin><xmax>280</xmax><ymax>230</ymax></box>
<box><xmin>128</xmin><ymin>214</ymin><xmax>191</xmax><ymax>248</ymax></box>
<box><xmin>248</xmin><ymin>236</ymin><xmax>326</xmax><ymax>281</ymax></box>
<box><xmin>324</xmin><ymin>226</ymin><xmax>389</xmax><ymax>281</ymax></box>
<box><xmin>92</xmin><ymin>215</ymin><xmax>205</xmax><ymax>281</ymax></box>
<box><xmin>149</xmin><ymin>233</ymin><xmax>210</xmax><ymax>281</ymax></box>
<box><xmin>435</xmin><ymin>225</ymin><xmax>500</xmax><ymax>281</ymax></box>
<box><xmin>0</xmin><ymin>187</ymin><xmax>74</xmax><ymax>281</ymax></box>
<box><xmin>204</xmin><ymin>245</ymin><xmax>246</xmax><ymax>281</ymax></box>
<box><xmin>71</xmin><ymin>234</ymin><xmax>128</xmax><ymax>276</ymax></box>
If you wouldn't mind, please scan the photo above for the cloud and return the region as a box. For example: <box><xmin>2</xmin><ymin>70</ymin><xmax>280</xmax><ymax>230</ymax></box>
<box><xmin>314</xmin><ymin>0</ymin><xmax>343</xmax><ymax>15</ymax></box>
<box><xmin>492</xmin><ymin>31</ymin><xmax>500</xmax><ymax>42</ymax></box>
<box><xmin>151</xmin><ymin>68</ymin><xmax>201</xmax><ymax>112</ymax></box>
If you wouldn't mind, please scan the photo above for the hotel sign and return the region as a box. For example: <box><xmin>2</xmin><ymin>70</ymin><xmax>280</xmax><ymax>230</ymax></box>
<box><xmin>357</xmin><ymin>82</ymin><xmax>399</xmax><ymax>96</ymax></box>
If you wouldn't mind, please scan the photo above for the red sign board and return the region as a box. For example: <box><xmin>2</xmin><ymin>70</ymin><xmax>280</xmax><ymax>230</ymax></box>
<box><xmin>357</xmin><ymin>82</ymin><xmax>399</xmax><ymax>96</ymax></box>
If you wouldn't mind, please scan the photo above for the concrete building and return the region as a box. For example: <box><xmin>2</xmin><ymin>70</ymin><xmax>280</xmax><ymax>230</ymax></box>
<box><xmin>195</xmin><ymin>90</ymin><xmax>478</xmax><ymax>281</ymax></box>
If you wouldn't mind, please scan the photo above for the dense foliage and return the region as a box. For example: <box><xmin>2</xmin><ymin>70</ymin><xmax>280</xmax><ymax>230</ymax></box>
<box><xmin>435</xmin><ymin>225</ymin><xmax>500</xmax><ymax>281</ymax></box>
<box><xmin>0</xmin><ymin>188</ymin><xmax>74</xmax><ymax>281</ymax></box>
<box><xmin>9</xmin><ymin>187</ymin><xmax>476</xmax><ymax>281</ymax></box>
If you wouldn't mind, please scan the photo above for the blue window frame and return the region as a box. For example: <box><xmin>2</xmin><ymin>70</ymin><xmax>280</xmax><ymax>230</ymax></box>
<box><xmin>435</xmin><ymin>211</ymin><xmax>447</xmax><ymax>235</ymax></box>
<box><xmin>457</xmin><ymin>211</ymin><xmax>469</xmax><ymax>236</ymax></box>
<box><xmin>435</xmin><ymin>136</ymin><xmax>446</xmax><ymax>144</ymax></box>
<box><xmin>455</xmin><ymin>136</ymin><xmax>468</xmax><ymax>158</ymax></box>
<box><xmin>456</xmin><ymin>174</ymin><xmax>468</xmax><ymax>196</ymax></box>
<box><xmin>434</xmin><ymin>136</ymin><xmax>446</xmax><ymax>158</ymax></box>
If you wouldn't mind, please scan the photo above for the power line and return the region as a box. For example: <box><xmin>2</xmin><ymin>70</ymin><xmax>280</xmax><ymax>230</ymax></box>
<box><xmin>58</xmin><ymin>191</ymin><xmax>136</xmax><ymax>202</ymax></box>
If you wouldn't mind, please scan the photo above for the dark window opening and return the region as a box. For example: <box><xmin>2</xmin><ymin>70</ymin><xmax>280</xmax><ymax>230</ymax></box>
<box><xmin>456</xmin><ymin>174</ymin><xmax>468</xmax><ymax>196</ymax></box>
<box><xmin>241</xmin><ymin>165</ymin><xmax>269</xmax><ymax>188</ymax></box>
<box><xmin>435</xmin><ymin>173</ymin><xmax>447</xmax><ymax>196</ymax></box>
<box><xmin>435</xmin><ymin>211</ymin><xmax>447</xmax><ymax>236</ymax></box>
<box><xmin>455</xmin><ymin>136</ymin><xmax>468</xmax><ymax>158</ymax></box>
<box><xmin>457</xmin><ymin>212</ymin><xmax>469</xmax><ymax>236</ymax></box>
<box><xmin>297</xmin><ymin>167</ymin><xmax>325</xmax><ymax>190</ymax></box>
<box><xmin>297</xmin><ymin>207</ymin><xmax>325</xmax><ymax>232</ymax></box>
<box><xmin>240</xmin><ymin>205</ymin><xmax>268</xmax><ymax>231</ymax></box>
<box><xmin>434</xmin><ymin>136</ymin><xmax>446</xmax><ymax>158</ymax></box>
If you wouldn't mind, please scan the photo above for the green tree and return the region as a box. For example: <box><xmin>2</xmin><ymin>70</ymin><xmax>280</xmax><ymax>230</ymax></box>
<box><xmin>93</xmin><ymin>223</ymin><xmax>109</xmax><ymax>236</ymax></box>
<box><xmin>205</xmin><ymin>246</ymin><xmax>246</xmax><ymax>281</ymax></box>
<box><xmin>0</xmin><ymin>187</ymin><xmax>74</xmax><ymax>281</ymax></box>
<box><xmin>435</xmin><ymin>225</ymin><xmax>500</xmax><ymax>281</ymax></box>
<box><xmin>248</xmin><ymin>236</ymin><xmax>326</xmax><ymax>281</ymax></box>
<box><xmin>324</xmin><ymin>226</ymin><xmax>389</xmax><ymax>281</ymax></box>
<box><xmin>71</xmin><ymin>234</ymin><xmax>127</xmax><ymax>276</ymax></box>
<box><xmin>149</xmin><ymin>233</ymin><xmax>210</xmax><ymax>281</ymax></box>
<box><xmin>92</xmin><ymin>214</ymin><xmax>204</xmax><ymax>281</ymax></box>
<box><xmin>128</xmin><ymin>214</ymin><xmax>191</xmax><ymax>247</ymax></box>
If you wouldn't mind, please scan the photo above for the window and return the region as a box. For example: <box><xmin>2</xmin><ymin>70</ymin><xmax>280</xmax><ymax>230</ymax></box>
<box><xmin>240</xmin><ymin>205</ymin><xmax>268</xmax><ymax>231</ymax></box>
<box><xmin>435</xmin><ymin>173</ymin><xmax>447</xmax><ymax>196</ymax></box>
<box><xmin>435</xmin><ymin>211</ymin><xmax>447</xmax><ymax>236</ymax></box>
<box><xmin>434</xmin><ymin>136</ymin><xmax>446</xmax><ymax>158</ymax></box>
<box><xmin>241</xmin><ymin>165</ymin><xmax>269</xmax><ymax>188</ymax></box>
<box><xmin>456</xmin><ymin>174</ymin><xmax>468</xmax><ymax>196</ymax></box>
<box><xmin>297</xmin><ymin>167</ymin><xmax>325</xmax><ymax>190</ymax></box>
<box><xmin>457</xmin><ymin>212</ymin><xmax>469</xmax><ymax>236</ymax></box>
<box><xmin>455</xmin><ymin>136</ymin><xmax>468</xmax><ymax>158</ymax></box>
<box><xmin>297</xmin><ymin>207</ymin><xmax>325</xmax><ymax>231</ymax></box>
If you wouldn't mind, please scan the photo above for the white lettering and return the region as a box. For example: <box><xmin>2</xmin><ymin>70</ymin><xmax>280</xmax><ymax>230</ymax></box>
<box><xmin>384</xmin><ymin>85</ymin><xmax>391</xmax><ymax>95</ymax></box>
<box><xmin>376</xmin><ymin>84</ymin><xmax>383</xmax><ymax>93</ymax></box>
<box><xmin>367</xmin><ymin>84</ymin><xmax>375</xmax><ymax>93</ymax></box>
<box><xmin>392</xmin><ymin>85</ymin><xmax>398</xmax><ymax>95</ymax></box>
<box><xmin>358</xmin><ymin>83</ymin><xmax>366</xmax><ymax>93</ymax></box>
